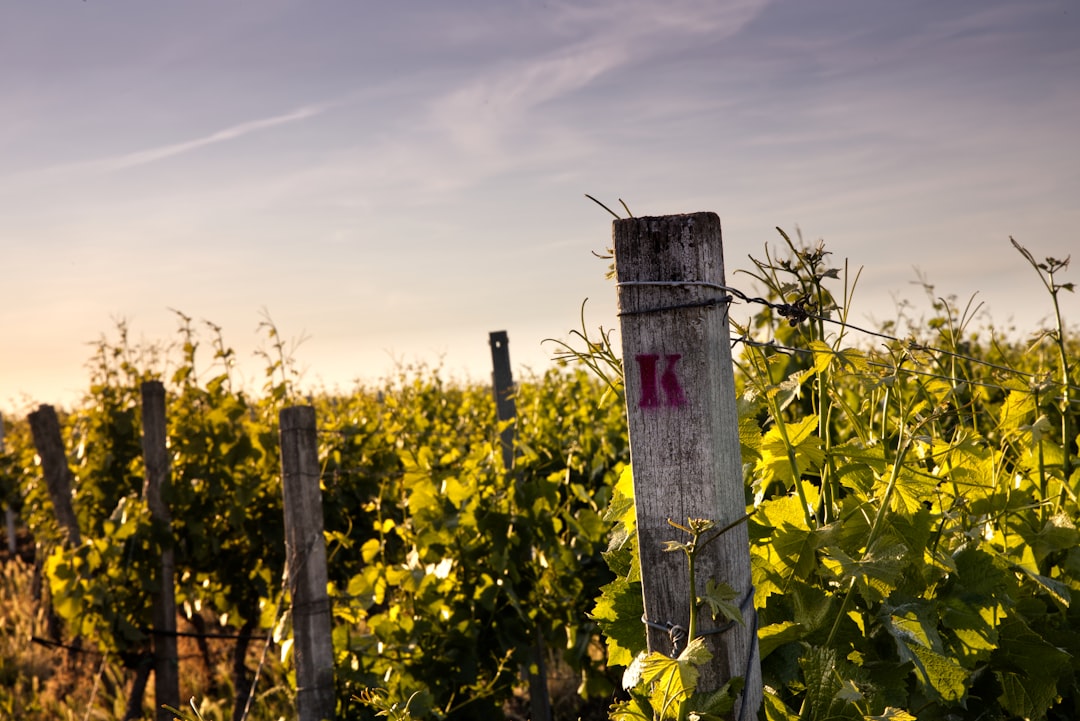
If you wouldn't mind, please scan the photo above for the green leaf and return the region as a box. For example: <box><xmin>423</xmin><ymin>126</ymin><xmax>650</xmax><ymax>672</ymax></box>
<box><xmin>1029</xmin><ymin>512</ymin><xmax>1080</xmax><ymax>570</ymax></box>
<box><xmin>759</xmin><ymin>415</ymin><xmax>825</xmax><ymax>486</ymax></box>
<box><xmin>610</xmin><ymin>693</ymin><xmax>654</xmax><ymax>721</ymax></box>
<box><xmin>907</xmin><ymin>644</ymin><xmax>969</xmax><ymax>703</ymax></box>
<box><xmin>884</xmin><ymin>602</ymin><xmax>943</xmax><ymax>653</ymax></box>
<box><xmin>798</xmin><ymin>645</ymin><xmax>845</xmax><ymax>721</ymax></box>
<box><xmin>890</xmin><ymin>467</ymin><xmax>939</xmax><ymax>515</ymax></box>
<box><xmin>762</xmin><ymin>689</ymin><xmax>799</xmax><ymax>721</ymax></box>
<box><xmin>758</xmin><ymin>621</ymin><xmax>803</xmax><ymax>659</ymax></box>
<box><xmin>993</xmin><ymin>617</ymin><xmax>1071</xmax><ymax>719</ymax></box>
<box><xmin>360</xmin><ymin>538</ymin><xmax>381</xmax><ymax>563</ymax></box>
<box><xmin>827</xmin><ymin>542</ymin><xmax>909</xmax><ymax>605</ymax></box>
<box><xmin>590</xmin><ymin>577</ymin><xmax>646</xmax><ymax>667</ymax></box>
<box><xmin>836</xmin><ymin>677</ymin><xmax>864</xmax><ymax>703</ymax></box>
<box><xmin>999</xmin><ymin>389</ymin><xmax>1035</xmax><ymax>432</ymax></box>
<box><xmin>687</xmin><ymin>675</ymin><xmax>743</xmax><ymax>719</ymax></box>
<box><xmin>639</xmin><ymin>638</ymin><xmax>711</xmax><ymax>719</ymax></box>
<box><xmin>754</xmin><ymin>495</ymin><xmax>819</xmax><ymax>598</ymax></box>
<box><xmin>677</xmin><ymin>636</ymin><xmax>713</xmax><ymax>666</ymax></box>
<box><xmin>809</xmin><ymin>340</ymin><xmax>836</xmax><ymax>375</ymax></box>
<box><xmin>1015</xmin><ymin>564</ymin><xmax>1072</xmax><ymax>607</ymax></box>
<box><xmin>699</xmin><ymin>579</ymin><xmax>743</xmax><ymax>626</ymax></box>
<box><xmin>997</xmin><ymin>673</ymin><xmax>1058</xmax><ymax>721</ymax></box>
<box><xmin>790</xmin><ymin>580</ymin><xmax>835</xmax><ymax>635</ymax></box>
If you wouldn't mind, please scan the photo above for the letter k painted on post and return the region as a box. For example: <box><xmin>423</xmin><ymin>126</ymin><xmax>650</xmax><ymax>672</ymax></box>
<box><xmin>635</xmin><ymin>354</ymin><xmax>687</xmax><ymax>408</ymax></box>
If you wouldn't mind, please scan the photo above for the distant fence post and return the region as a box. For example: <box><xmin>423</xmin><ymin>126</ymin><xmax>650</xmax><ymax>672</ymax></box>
<box><xmin>27</xmin><ymin>405</ymin><xmax>82</xmax><ymax>547</ymax></box>
<box><xmin>279</xmin><ymin>406</ymin><xmax>334</xmax><ymax>721</ymax></box>
<box><xmin>614</xmin><ymin>213</ymin><xmax>762</xmax><ymax>718</ymax></box>
<box><xmin>1</xmin><ymin>413</ymin><xmax>17</xmax><ymax>554</ymax></box>
<box><xmin>140</xmin><ymin>381</ymin><xmax>180</xmax><ymax>720</ymax></box>
<box><xmin>489</xmin><ymin>330</ymin><xmax>517</xmax><ymax>470</ymax></box>
<box><xmin>488</xmin><ymin>330</ymin><xmax>552</xmax><ymax>721</ymax></box>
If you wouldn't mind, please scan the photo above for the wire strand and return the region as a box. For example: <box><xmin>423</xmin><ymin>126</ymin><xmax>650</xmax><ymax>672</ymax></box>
<box><xmin>732</xmin><ymin>335</ymin><xmax>1080</xmax><ymax>404</ymax></box>
<box><xmin>615</xmin><ymin>277</ymin><xmax>1079</xmax><ymax>400</ymax></box>
<box><xmin>711</xmin><ymin>281</ymin><xmax>1080</xmax><ymax>399</ymax></box>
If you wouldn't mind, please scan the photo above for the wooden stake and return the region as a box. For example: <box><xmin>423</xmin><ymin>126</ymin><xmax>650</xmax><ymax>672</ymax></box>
<box><xmin>140</xmin><ymin>381</ymin><xmax>180</xmax><ymax>719</ymax></box>
<box><xmin>1</xmin><ymin>413</ymin><xmax>17</xmax><ymax>555</ymax></box>
<box><xmin>489</xmin><ymin>330</ymin><xmax>517</xmax><ymax>471</ymax></box>
<box><xmin>488</xmin><ymin>330</ymin><xmax>552</xmax><ymax>721</ymax></box>
<box><xmin>279</xmin><ymin>406</ymin><xmax>334</xmax><ymax>721</ymax></box>
<box><xmin>27</xmin><ymin>405</ymin><xmax>81</xmax><ymax>547</ymax></box>
<box><xmin>614</xmin><ymin>213</ymin><xmax>761</xmax><ymax>718</ymax></box>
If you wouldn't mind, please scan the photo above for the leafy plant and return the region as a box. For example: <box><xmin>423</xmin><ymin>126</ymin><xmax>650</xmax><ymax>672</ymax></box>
<box><xmin>4</xmin><ymin>221</ymin><xmax>1078</xmax><ymax>721</ymax></box>
<box><xmin>585</xmin><ymin>226</ymin><xmax>1079</xmax><ymax>720</ymax></box>
<box><xmin>604</xmin><ymin>516</ymin><xmax>748</xmax><ymax>721</ymax></box>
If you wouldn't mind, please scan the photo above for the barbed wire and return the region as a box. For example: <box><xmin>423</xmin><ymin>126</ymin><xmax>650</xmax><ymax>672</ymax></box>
<box><xmin>730</xmin><ymin>335</ymin><xmax>1080</xmax><ymax>405</ymax></box>
<box><xmin>722</xmin><ymin>282</ymin><xmax>1072</xmax><ymax>383</ymax></box>
<box><xmin>618</xmin><ymin>278</ymin><xmax>1079</xmax><ymax>401</ymax></box>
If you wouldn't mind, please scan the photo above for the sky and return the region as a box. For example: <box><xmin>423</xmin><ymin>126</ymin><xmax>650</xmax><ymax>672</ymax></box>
<box><xmin>2</xmin><ymin>0</ymin><xmax>1079</xmax><ymax>413</ymax></box>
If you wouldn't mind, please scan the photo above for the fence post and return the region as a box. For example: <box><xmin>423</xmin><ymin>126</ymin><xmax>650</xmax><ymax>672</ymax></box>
<box><xmin>140</xmin><ymin>381</ymin><xmax>180</xmax><ymax>719</ymax></box>
<box><xmin>27</xmin><ymin>405</ymin><xmax>82</xmax><ymax>547</ymax></box>
<box><xmin>613</xmin><ymin>213</ymin><xmax>762</xmax><ymax>718</ymax></box>
<box><xmin>1</xmin><ymin>413</ymin><xmax>17</xmax><ymax>554</ymax></box>
<box><xmin>279</xmin><ymin>406</ymin><xmax>334</xmax><ymax>721</ymax></box>
<box><xmin>489</xmin><ymin>330</ymin><xmax>517</xmax><ymax>471</ymax></box>
<box><xmin>488</xmin><ymin>330</ymin><xmax>552</xmax><ymax>721</ymax></box>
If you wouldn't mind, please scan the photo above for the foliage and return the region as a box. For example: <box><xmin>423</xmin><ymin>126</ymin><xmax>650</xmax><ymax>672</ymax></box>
<box><xmin>730</xmin><ymin>232</ymin><xmax>1079</xmax><ymax>720</ymax></box>
<box><xmin>603</xmin><ymin>514</ymin><xmax>747</xmax><ymax>721</ymax></box>
<box><xmin>578</xmin><ymin>222</ymin><xmax>1078</xmax><ymax>719</ymax></box>
<box><xmin>322</xmin><ymin>363</ymin><xmax>629</xmax><ymax>718</ymax></box>
<box><xmin>1</xmin><ymin>225</ymin><xmax>1077</xmax><ymax>721</ymax></box>
<box><xmin>1</xmin><ymin>318</ymin><xmax>627</xmax><ymax>719</ymax></box>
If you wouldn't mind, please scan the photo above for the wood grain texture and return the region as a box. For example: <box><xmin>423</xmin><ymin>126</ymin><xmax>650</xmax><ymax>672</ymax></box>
<box><xmin>27</xmin><ymin>404</ymin><xmax>81</xmax><ymax>547</ymax></box>
<box><xmin>280</xmin><ymin>406</ymin><xmax>335</xmax><ymax>721</ymax></box>
<box><xmin>140</xmin><ymin>381</ymin><xmax>180</xmax><ymax>719</ymax></box>
<box><xmin>615</xmin><ymin>213</ymin><xmax>761</xmax><ymax>717</ymax></box>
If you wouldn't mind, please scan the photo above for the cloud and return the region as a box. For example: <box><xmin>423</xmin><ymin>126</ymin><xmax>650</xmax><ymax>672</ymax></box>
<box><xmin>0</xmin><ymin>103</ymin><xmax>329</xmax><ymax>192</ymax></box>
<box><xmin>431</xmin><ymin>41</ymin><xmax>626</xmax><ymax>155</ymax></box>
<box><xmin>100</xmin><ymin>104</ymin><xmax>327</xmax><ymax>172</ymax></box>
<box><xmin>70</xmin><ymin>1</ymin><xmax>775</xmax><ymax>216</ymax></box>
<box><xmin>361</xmin><ymin>0</ymin><xmax>769</xmax><ymax>200</ymax></box>
<box><xmin>546</xmin><ymin>0</ymin><xmax>768</xmax><ymax>39</ymax></box>
<box><xmin>433</xmin><ymin>0</ymin><xmax>769</xmax><ymax>136</ymax></box>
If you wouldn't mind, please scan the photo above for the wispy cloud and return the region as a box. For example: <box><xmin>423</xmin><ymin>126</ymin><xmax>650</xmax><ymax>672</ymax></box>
<box><xmin>1</xmin><ymin>103</ymin><xmax>328</xmax><ymax>192</ymax></box>
<box><xmin>100</xmin><ymin>104</ymin><xmax>326</xmax><ymax>172</ymax></box>
<box><xmin>164</xmin><ymin>1</ymin><xmax>772</xmax><ymax>214</ymax></box>
<box><xmin>405</xmin><ymin>0</ymin><xmax>772</xmax><ymax>190</ymax></box>
<box><xmin>547</xmin><ymin>0</ymin><xmax>767</xmax><ymax>38</ymax></box>
<box><xmin>434</xmin><ymin>0</ymin><xmax>769</xmax><ymax>132</ymax></box>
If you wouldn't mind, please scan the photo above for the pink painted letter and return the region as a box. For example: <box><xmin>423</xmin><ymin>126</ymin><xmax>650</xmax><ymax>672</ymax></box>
<box><xmin>635</xmin><ymin>354</ymin><xmax>686</xmax><ymax>408</ymax></box>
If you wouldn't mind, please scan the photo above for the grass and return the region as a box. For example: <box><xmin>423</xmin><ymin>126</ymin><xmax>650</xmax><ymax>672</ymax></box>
<box><xmin>0</xmin><ymin>550</ymin><xmax>293</xmax><ymax>721</ymax></box>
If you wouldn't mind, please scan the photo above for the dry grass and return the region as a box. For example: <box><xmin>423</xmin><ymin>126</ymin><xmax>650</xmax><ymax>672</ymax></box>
<box><xmin>0</xmin><ymin>550</ymin><xmax>292</xmax><ymax>721</ymax></box>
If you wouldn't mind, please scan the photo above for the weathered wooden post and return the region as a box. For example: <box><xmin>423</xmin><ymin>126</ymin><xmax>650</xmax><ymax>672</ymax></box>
<box><xmin>1</xmin><ymin>413</ymin><xmax>17</xmax><ymax>555</ymax></box>
<box><xmin>27</xmin><ymin>405</ymin><xmax>82</xmax><ymax>547</ymax></box>
<box><xmin>614</xmin><ymin>213</ymin><xmax>761</xmax><ymax>718</ymax></box>
<box><xmin>279</xmin><ymin>406</ymin><xmax>334</xmax><ymax>721</ymax></box>
<box><xmin>140</xmin><ymin>381</ymin><xmax>180</xmax><ymax>720</ymax></box>
<box><xmin>489</xmin><ymin>330</ymin><xmax>517</xmax><ymax>471</ymax></box>
<box><xmin>488</xmin><ymin>330</ymin><xmax>553</xmax><ymax>721</ymax></box>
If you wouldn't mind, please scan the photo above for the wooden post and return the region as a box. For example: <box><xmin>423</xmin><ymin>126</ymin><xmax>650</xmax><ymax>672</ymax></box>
<box><xmin>279</xmin><ymin>406</ymin><xmax>334</xmax><ymax>721</ymax></box>
<box><xmin>140</xmin><ymin>381</ymin><xmax>180</xmax><ymax>719</ymax></box>
<box><xmin>27</xmin><ymin>405</ymin><xmax>81</xmax><ymax>547</ymax></box>
<box><xmin>489</xmin><ymin>331</ymin><xmax>517</xmax><ymax>471</ymax></box>
<box><xmin>1</xmin><ymin>413</ymin><xmax>17</xmax><ymax>554</ymax></box>
<box><xmin>614</xmin><ymin>213</ymin><xmax>761</xmax><ymax>718</ymax></box>
<box><xmin>488</xmin><ymin>330</ymin><xmax>552</xmax><ymax>721</ymax></box>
